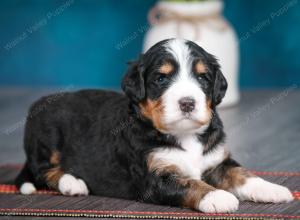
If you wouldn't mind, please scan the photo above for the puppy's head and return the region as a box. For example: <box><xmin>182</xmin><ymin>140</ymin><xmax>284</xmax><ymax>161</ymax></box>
<box><xmin>122</xmin><ymin>39</ymin><xmax>227</xmax><ymax>135</ymax></box>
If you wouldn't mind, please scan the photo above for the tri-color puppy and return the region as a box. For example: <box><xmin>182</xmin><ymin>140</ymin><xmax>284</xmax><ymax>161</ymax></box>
<box><xmin>16</xmin><ymin>39</ymin><xmax>293</xmax><ymax>213</ymax></box>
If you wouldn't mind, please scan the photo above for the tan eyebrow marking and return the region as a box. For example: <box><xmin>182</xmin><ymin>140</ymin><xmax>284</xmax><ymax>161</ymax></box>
<box><xmin>195</xmin><ymin>61</ymin><xmax>207</xmax><ymax>74</ymax></box>
<box><xmin>159</xmin><ymin>62</ymin><xmax>174</xmax><ymax>75</ymax></box>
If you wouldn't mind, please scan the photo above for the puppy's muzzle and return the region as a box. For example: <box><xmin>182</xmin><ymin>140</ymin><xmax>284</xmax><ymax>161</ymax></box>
<box><xmin>179</xmin><ymin>97</ymin><xmax>195</xmax><ymax>113</ymax></box>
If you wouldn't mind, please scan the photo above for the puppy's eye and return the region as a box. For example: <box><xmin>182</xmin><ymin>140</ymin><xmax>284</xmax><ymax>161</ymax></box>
<box><xmin>155</xmin><ymin>75</ymin><xmax>168</xmax><ymax>84</ymax></box>
<box><xmin>197</xmin><ymin>73</ymin><xmax>206</xmax><ymax>80</ymax></box>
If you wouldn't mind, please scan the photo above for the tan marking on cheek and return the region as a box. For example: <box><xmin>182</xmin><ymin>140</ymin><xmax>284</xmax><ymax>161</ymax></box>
<box><xmin>195</xmin><ymin>99</ymin><xmax>213</xmax><ymax>126</ymax></box>
<box><xmin>206</xmin><ymin>99</ymin><xmax>212</xmax><ymax>109</ymax></box>
<box><xmin>159</xmin><ymin>63</ymin><xmax>174</xmax><ymax>75</ymax></box>
<box><xmin>204</xmin><ymin>99</ymin><xmax>213</xmax><ymax>123</ymax></box>
<box><xmin>139</xmin><ymin>98</ymin><xmax>167</xmax><ymax>132</ymax></box>
<box><xmin>195</xmin><ymin>61</ymin><xmax>207</xmax><ymax>74</ymax></box>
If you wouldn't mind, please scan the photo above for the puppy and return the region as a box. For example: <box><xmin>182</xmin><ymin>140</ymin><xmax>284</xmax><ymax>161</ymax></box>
<box><xmin>16</xmin><ymin>39</ymin><xmax>293</xmax><ymax>213</ymax></box>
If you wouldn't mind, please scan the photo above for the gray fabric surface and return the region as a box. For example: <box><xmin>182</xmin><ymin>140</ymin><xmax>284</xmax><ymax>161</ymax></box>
<box><xmin>0</xmin><ymin>166</ymin><xmax>299</xmax><ymax>219</ymax></box>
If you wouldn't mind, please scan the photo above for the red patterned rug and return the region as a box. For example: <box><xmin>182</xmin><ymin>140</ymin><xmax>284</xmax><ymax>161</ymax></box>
<box><xmin>0</xmin><ymin>164</ymin><xmax>299</xmax><ymax>219</ymax></box>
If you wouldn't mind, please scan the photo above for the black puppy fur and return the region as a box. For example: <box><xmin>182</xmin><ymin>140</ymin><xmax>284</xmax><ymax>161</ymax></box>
<box><xmin>16</xmin><ymin>39</ymin><xmax>291</xmax><ymax>212</ymax></box>
<box><xmin>15</xmin><ymin>39</ymin><xmax>234</xmax><ymax>203</ymax></box>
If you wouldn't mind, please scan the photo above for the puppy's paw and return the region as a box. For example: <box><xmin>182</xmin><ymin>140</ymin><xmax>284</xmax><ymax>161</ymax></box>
<box><xmin>58</xmin><ymin>174</ymin><xmax>89</xmax><ymax>196</ymax></box>
<box><xmin>198</xmin><ymin>190</ymin><xmax>239</xmax><ymax>213</ymax></box>
<box><xmin>20</xmin><ymin>182</ymin><xmax>37</xmax><ymax>195</ymax></box>
<box><xmin>234</xmin><ymin>177</ymin><xmax>293</xmax><ymax>203</ymax></box>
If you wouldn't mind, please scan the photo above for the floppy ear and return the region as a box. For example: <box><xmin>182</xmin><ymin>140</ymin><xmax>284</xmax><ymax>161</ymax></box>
<box><xmin>211</xmin><ymin>60</ymin><xmax>228</xmax><ymax>106</ymax></box>
<box><xmin>121</xmin><ymin>57</ymin><xmax>145</xmax><ymax>103</ymax></box>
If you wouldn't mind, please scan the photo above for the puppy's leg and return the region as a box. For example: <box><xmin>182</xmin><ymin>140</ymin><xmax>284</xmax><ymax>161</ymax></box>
<box><xmin>58</xmin><ymin>174</ymin><xmax>89</xmax><ymax>196</ymax></box>
<box><xmin>46</xmin><ymin>166</ymin><xmax>89</xmax><ymax>196</ymax></box>
<box><xmin>144</xmin><ymin>166</ymin><xmax>239</xmax><ymax>213</ymax></box>
<box><xmin>44</xmin><ymin>151</ymin><xmax>89</xmax><ymax>196</ymax></box>
<box><xmin>203</xmin><ymin>158</ymin><xmax>293</xmax><ymax>203</ymax></box>
<box><xmin>16</xmin><ymin>162</ymin><xmax>37</xmax><ymax>195</ymax></box>
<box><xmin>46</xmin><ymin>167</ymin><xmax>89</xmax><ymax>196</ymax></box>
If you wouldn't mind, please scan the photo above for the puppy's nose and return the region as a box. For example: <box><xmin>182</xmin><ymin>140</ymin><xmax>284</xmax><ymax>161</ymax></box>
<box><xmin>179</xmin><ymin>97</ymin><xmax>195</xmax><ymax>113</ymax></box>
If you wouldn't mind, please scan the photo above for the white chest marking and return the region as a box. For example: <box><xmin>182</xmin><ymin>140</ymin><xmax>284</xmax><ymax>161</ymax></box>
<box><xmin>152</xmin><ymin>135</ymin><xmax>227</xmax><ymax>179</ymax></box>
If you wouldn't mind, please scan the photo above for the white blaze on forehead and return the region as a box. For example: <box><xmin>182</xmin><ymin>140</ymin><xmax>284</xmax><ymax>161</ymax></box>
<box><xmin>161</xmin><ymin>39</ymin><xmax>209</xmax><ymax>135</ymax></box>
<box><xmin>165</xmin><ymin>39</ymin><xmax>191</xmax><ymax>76</ymax></box>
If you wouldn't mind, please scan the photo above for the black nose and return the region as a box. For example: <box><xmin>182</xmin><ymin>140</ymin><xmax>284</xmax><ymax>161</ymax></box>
<box><xmin>179</xmin><ymin>97</ymin><xmax>195</xmax><ymax>113</ymax></box>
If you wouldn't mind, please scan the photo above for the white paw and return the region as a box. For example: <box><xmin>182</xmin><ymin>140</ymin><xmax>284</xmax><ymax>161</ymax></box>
<box><xmin>20</xmin><ymin>182</ymin><xmax>36</xmax><ymax>195</ymax></box>
<box><xmin>198</xmin><ymin>190</ymin><xmax>239</xmax><ymax>213</ymax></box>
<box><xmin>58</xmin><ymin>174</ymin><xmax>89</xmax><ymax>196</ymax></box>
<box><xmin>233</xmin><ymin>177</ymin><xmax>293</xmax><ymax>203</ymax></box>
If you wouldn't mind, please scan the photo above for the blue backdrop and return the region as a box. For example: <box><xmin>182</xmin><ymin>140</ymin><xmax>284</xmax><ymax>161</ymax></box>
<box><xmin>0</xmin><ymin>0</ymin><xmax>299</xmax><ymax>88</ymax></box>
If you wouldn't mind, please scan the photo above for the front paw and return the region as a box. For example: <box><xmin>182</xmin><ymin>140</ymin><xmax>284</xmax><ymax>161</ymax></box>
<box><xmin>198</xmin><ymin>190</ymin><xmax>239</xmax><ymax>213</ymax></box>
<box><xmin>234</xmin><ymin>177</ymin><xmax>293</xmax><ymax>203</ymax></box>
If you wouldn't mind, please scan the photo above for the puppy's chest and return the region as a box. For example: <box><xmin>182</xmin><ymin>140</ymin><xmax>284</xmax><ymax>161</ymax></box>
<box><xmin>151</xmin><ymin>136</ymin><xmax>225</xmax><ymax>179</ymax></box>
